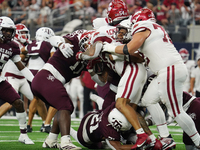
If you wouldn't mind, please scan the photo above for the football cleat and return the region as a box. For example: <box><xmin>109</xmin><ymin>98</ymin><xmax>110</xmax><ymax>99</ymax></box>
<box><xmin>60</xmin><ymin>138</ymin><xmax>82</xmax><ymax>150</ymax></box>
<box><xmin>41</xmin><ymin>124</ymin><xmax>51</xmax><ymax>133</ymax></box>
<box><xmin>27</xmin><ymin>125</ymin><xmax>32</xmax><ymax>133</ymax></box>
<box><xmin>143</xmin><ymin>138</ymin><xmax>162</xmax><ymax>150</ymax></box>
<box><xmin>42</xmin><ymin>137</ymin><xmax>60</xmax><ymax>148</ymax></box>
<box><xmin>18</xmin><ymin>133</ymin><xmax>34</xmax><ymax>144</ymax></box>
<box><xmin>159</xmin><ymin>134</ymin><xmax>176</xmax><ymax>150</ymax></box>
<box><xmin>195</xmin><ymin>145</ymin><xmax>200</xmax><ymax>149</ymax></box>
<box><xmin>40</xmin><ymin>123</ymin><xmax>44</xmax><ymax>132</ymax></box>
<box><xmin>59</xmin><ymin>143</ymin><xmax>82</xmax><ymax>150</ymax></box>
<box><xmin>131</xmin><ymin>133</ymin><xmax>151</xmax><ymax>150</ymax></box>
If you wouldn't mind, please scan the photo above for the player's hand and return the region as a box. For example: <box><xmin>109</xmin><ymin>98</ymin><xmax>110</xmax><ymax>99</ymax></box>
<box><xmin>102</xmin><ymin>42</ymin><xmax>116</xmax><ymax>53</ymax></box>
<box><xmin>76</xmin><ymin>51</ymin><xmax>83</xmax><ymax>60</ymax></box>
<box><xmin>86</xmin><ymin>57</ymin><xmax>101</xmax><ymax>73</ymax></box>
<box><xmin>59</xmin><ymin>43</ymin><xmax>74</xmax><ymax>58</ymax></box>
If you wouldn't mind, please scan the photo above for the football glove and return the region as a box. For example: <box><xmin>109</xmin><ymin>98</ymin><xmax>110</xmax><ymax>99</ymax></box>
<box><xmin>102</xmin><ymin>42</ymin><xmax>116</xmax><ymax>53</ymax></box>
<box><xmin>59</xmin><ymin>43</ymin><xmax>74</xmax><ymax>58</ymax></box>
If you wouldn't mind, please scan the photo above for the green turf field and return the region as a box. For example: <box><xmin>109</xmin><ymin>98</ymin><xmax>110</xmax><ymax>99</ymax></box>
<box><xmin>0</xmin><ymin>117</ymin><xmax>186</xmax><ymax>150</ymax></box>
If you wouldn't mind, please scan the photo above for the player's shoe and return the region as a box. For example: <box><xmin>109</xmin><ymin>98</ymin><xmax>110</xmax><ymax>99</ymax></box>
<box><xmin>159</xmin><ymin>134</ymin><xmax>176</xmax><ymax>150</ymax></box>
<box><xmin>40</xmin><ymin>123</ymin><xmax>44</xmax><ymax>132</ymax></box>
<box><xmin>18</xmin><ymin>133</ymin><xmax>34</xmax><ymax>144</ymax></box>
<box><xmin>143</xmin><ymin>138</ymin><xmax>163</xmax><ymax>150</ymax></box>
<box><xmin>131</xmin><ymin>133</ymin><xmax>151</xmax><ymax>150</ymax></box>
<box><xmin>60</xmin><ymin>139</ymin><xmax>81</xmax><ymax>150</ymax></box>
<box><xmin>27</xmin><ymin>125</ymin><xmax>32</xmax><ymax>132</ymax></box>
<box><xmin>195</xmin><ymin>144</ymin><xmax>200</xmax><ymax>149</ymax></box>
<box><xmin>59</xmin><ymin>143</ymin><xmax>82</xmax><ymax>150</ymax></box>
<box><xmin>42</xmin><ymin>138</ymin><xmax>60</xmax><ymax>148</ymax></box>
<box><xmin>41</xmin><ymin>124</ymin><xmax>51</xmax><ymax>133</ymax></box>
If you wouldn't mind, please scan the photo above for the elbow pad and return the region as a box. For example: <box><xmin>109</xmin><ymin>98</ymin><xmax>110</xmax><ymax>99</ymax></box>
<box><xmin>91</xmin><ymin>74</ymin><xmax>106</xmax><ymax>86</ymax></box>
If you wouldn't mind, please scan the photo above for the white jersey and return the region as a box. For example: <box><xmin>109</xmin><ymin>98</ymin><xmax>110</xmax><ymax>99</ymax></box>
<box><xmin>131</xmin><ymin>21</ymin><xmax>183</xmax><ymax>74</ymax></box>
<box><xmin>91</xmin><ymin>25</ymin><xmax>147</xmax><ymax>104</ymax></box>
<box><xmin>183</xmin><ymin>60</ymin><xmax>196</xmax><ymax>92</ymax></box>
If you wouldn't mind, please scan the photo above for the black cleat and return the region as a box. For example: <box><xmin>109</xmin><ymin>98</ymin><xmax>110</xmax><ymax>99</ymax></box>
<box><xmin>27</xmin><ymin>125</ymin><xmax>32</xmax><ymax>133</ymax></box>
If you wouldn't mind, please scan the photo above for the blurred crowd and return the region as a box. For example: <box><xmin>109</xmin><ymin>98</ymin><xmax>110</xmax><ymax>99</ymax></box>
<box><xmin>1</xmin><ymin>0</ymin><xmax>200</xmax><ymax>28</ymax></box>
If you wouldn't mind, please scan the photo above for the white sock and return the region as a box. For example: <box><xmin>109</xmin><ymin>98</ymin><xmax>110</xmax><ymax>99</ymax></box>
<box><xmin>149</xmin><ymin>134</ymin><xmax>156</xmax><ymax>143</ymax></box>
<box><xmin>16</xmin><ymin>112</ymin><xmax>27</xmax><ymax>129</ymax></box>
<box><xmin>61</xmin><ymin>135</ymin><xmax>71</xmax><ymax>147</ymax></box>
<box><xmin>147</xmin><ymin>103</ymin><xmax>169</xmax><ymax>137</ymax></box>
<box><xmin>136</xmin><ymin>128</ymin><xmax>145</xmax><ymax>134</ymax></box>
<box><xmin>48</xmin><ymin>132</ymin><xmax>58</xmax><ymax>140</ymax></box>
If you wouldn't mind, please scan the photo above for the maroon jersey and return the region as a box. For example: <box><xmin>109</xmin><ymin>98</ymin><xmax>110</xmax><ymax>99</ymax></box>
<box><xmin>31</xmin><ymin>30</ymin><xmax>87</xmax><ymax>112</ymax></box>
<box><xmin>0</xmin><ymin>41</ymin><xmax>21</xmax><ymax>103</ymax></box>
<box><xmin>182</xmin><ymin>92</ymin><xmax>200</xmax><ymax>145</ymax></box>
<box><xmin>0</xmin><ymin>41</ymin><xmax>20</xmax><ymax>72</ymax></box>
<box><xmin>27</xmin><ymin>40</ymin><xmax>54</xmax><ymax>63</ymax></box>
<box><xmin>77</xmin><ymin>102</ymin><xmax>120</xmax><ymax>149</ymax></box>
<box><xmin>47</xmin><ymin>30</ymin><xmax>87</xmax><ymax>83</ymax></box>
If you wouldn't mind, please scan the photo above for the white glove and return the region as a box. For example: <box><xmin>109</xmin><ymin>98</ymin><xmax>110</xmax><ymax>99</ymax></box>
<box><xmin>102</xmin><ymin>42</ymin><xmax>117</xmax><ymax>53</ymax></box>
<box><xmin>59</xmin><ymin>43</ymin><xmax>74</xmax><ymax>58</ymax></box>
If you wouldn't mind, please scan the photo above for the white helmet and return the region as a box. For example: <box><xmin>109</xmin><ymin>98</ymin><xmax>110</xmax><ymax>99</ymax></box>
<box><xmin>115</xmin><ymin>19</ymin><xmax>132</xmax><ymax>43</ymax></box>
<box><xmin>0</xmin><ymin>16</ymin><xmax>16</xmax><ymax>42</ymax></box>
<box><xmin>35</xmin><ymin>27</ymin><xmax>55</xmax><ymax>42</ymax></box>
<box><xmin>108</xmin><ymin>108</ymin><xmax>132</xmax><ymax>132</ymax></box>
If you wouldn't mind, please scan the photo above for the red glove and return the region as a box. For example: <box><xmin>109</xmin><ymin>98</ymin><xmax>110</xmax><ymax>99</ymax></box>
<box><xmin>86</xmin><ymin>57</ymin><xmax>101</xmax><ymax>73</ymax></box>
<box><xmin>76</xmin><ymin>51</ymin><xmax>83</xmax><ymax>60</ymax></box>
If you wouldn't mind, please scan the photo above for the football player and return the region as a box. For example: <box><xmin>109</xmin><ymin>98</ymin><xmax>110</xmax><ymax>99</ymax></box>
<box><xmin>25</xmin><ymin>27</ymin><xmax>57</xmax><ymax>133</ymax></box>
<box><xmin>31</xmin><ymin>30</ymin><xmax>93</xmax><ymax>150</ymax></box>
<box><xmin>0</xmin><ymin>16</ymin><xmax>34</xmax><ymax>144</ymax></box>
<box><xmin>0</xmin><ymin>23</ymin><xmax>34</xmax><ymax>118</ymax></box>
<box><xmin>70</xmin><ymin>101</ymin><xmax>135</xmax><ymax>149</ymax></box>
<box><xmin>179</xmin><ymin>48</ymin><xmax>196</xmax><ymax>93</ymax></box>
<box><xmin>76</xmin><ymin>18</ymin><xmax>158</xmax><ymax>150</ymax></box>
<box><xmin>102</xmin><ymin>8</ymin><xmax>200</xmax><ymax>149</ymax></box>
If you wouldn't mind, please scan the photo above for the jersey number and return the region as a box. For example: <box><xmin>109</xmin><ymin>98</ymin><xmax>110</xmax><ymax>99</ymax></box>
<box><xmin>153</xmin><ymin>24</ymin><xmax>172</xmax><ymax>44</ymax></box>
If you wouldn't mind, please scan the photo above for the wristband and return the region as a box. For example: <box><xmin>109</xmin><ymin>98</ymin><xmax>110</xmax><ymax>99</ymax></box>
<box><xmin>123</xmin><ymin>44</ymin><xmax>129</xmax><ymax>55</ymax></box>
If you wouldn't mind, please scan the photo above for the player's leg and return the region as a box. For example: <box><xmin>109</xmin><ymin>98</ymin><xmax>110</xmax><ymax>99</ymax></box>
<box><xmin>36</xmin><ymin>97</ymin><xmax>47</xmax><ymax>128</ymax></box>
<box><xmin>116</xmin><ymin>63</ymin><xmax>150</xmax><ymax>149</ymax></box>
<box><xmin>0</xmin><ymin>102</ymin><xmax>13</xmax><ymax>117</ymax></box>
<box><xmin>42</xmin><ymin>106</ymin><xmax>57</xmax><ymax>133</ymax></box>
<box><xmin>31</xmin><ymin>71</ymin><xmax>81</xmax><ymax>149</ymax></box>
<box><xmin>1</xmin><ymin>80</ymin><xmax>34</xmax><ymax>145</ymax></box>
<box><xmin>27</xmin><ymin>96</ymin><xmax>38</xmax><ymax>131</ymax></box>
<box><xmin>42</xmin><ymin>111</ymin><xmax>60</xmax><ymax>148</ymax></box>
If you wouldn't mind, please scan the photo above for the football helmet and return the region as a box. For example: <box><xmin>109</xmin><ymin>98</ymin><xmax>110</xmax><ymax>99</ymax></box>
<box><xmin>107</xmin><ymin>0</ymin><xmax>129</xmax><ymax>25</ymax></box>
<box><xmin>35</xmin><ymin>27</ymin><xmax>55</xmax><ymax>42</ymax></box>
<box><xmin>0</xmin><ymin>16</ymin><xmax>16</xmax><ymax>42</ymax></box>
<box><xmin>79</xmin><ymin>30</ymin><xmax>95</xmax><ymax>52</ymax></box>
<box><xmin>15</xmin><ymin>23</ymin><xmax>30</xmax><ymax>43</ymax></box>
<box><xmin>131</xmin><ymin>8</ymin><xmax>156</xmax><ymax>24</ymax></box>
<box><xmin>108</xmin><ymin>108</ymin><xmax>132</xmax><ymax>132</ymax></box>
<box><xmin>179</xmin><ymin>48</ymin><xmax>189</xmax><ymax>63</ymax></box>
<box><xmin>115</xmin><ymin>19</ymin><xmax>132</xmax><ymax>43</ymax></box>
